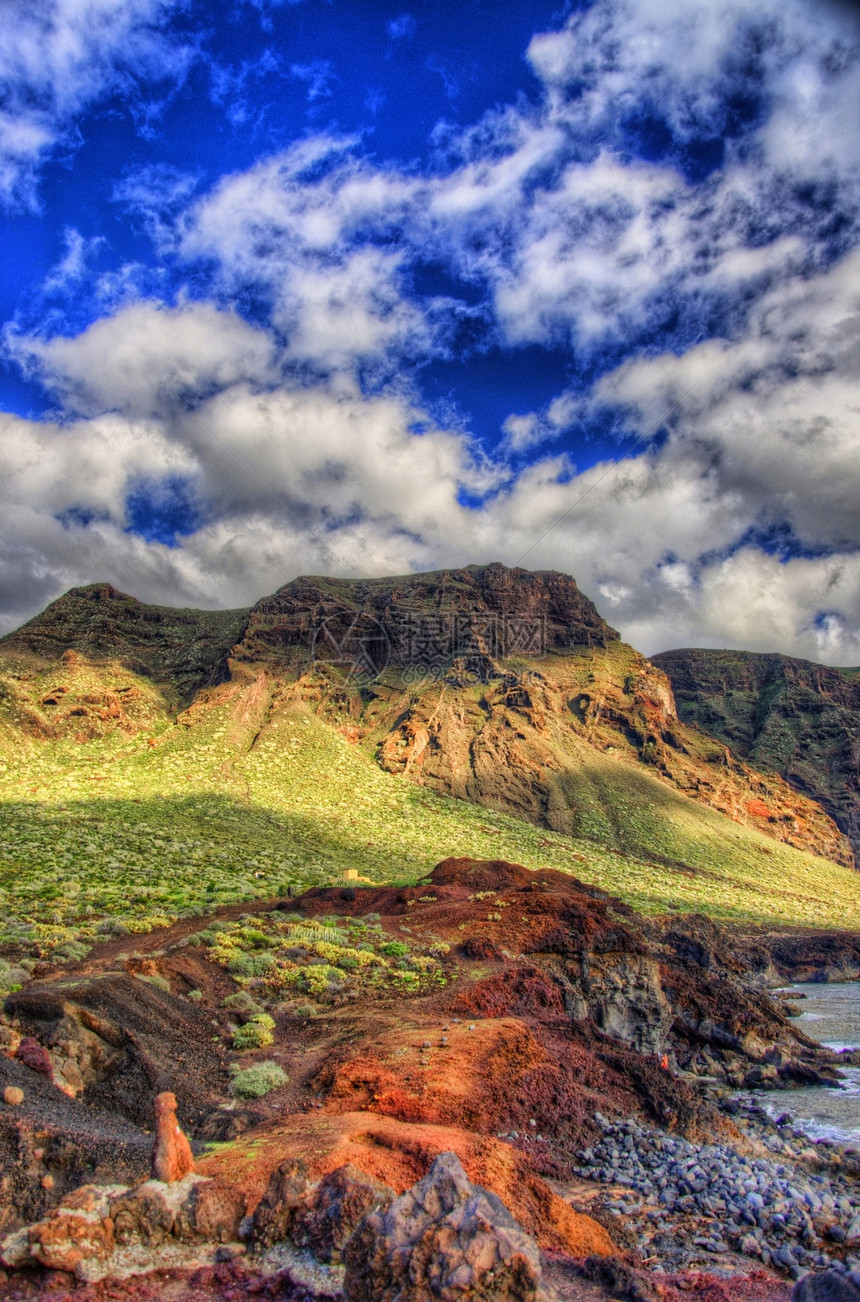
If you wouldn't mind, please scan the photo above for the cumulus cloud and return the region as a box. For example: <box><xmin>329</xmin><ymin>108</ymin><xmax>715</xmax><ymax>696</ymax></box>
<box><xmin>7</xmin><ymin>301</ymin><xmax>277</xmax><ymax>418</ymax></box>
<box><xmin>176</xmin><ymin>137</ymin><xmax>426</xmax><ymax>377</ymax></box>
<box><xmin>0</xmin><ymin>299</ymin><xmax>502</xmax><ymax>630</ymax></box>
<box><xmin>3</xmin><ymin>0</ymin><xmax>860</xmax><ymax>667</ymax></box>
<box><xmin>0</xmin><ymin>0</ymin><xmax>193</xmax><ymax>210</ymax></box>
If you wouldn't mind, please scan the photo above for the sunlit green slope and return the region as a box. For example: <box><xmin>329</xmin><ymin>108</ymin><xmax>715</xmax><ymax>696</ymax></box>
<box><xmin>1</xmin><ymin>658</ymin><xmax>859</xmax><ymax>963</ymax></box>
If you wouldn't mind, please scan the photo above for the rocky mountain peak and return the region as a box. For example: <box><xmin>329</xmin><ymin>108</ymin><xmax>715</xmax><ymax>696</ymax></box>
<box><xmin>234</xmin><ymin>562</ymin><xmax>618</xmax><ymax>673</ymax></box>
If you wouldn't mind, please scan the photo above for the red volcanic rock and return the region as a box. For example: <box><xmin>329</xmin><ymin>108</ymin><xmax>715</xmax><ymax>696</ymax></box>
<box><xmin>15</xmin><ymin>1038</ymin><xmax>53</xmax><ymax>1077</ymax></box>
<box><xmin>27</xmin><ymin>1208</ymin><xmax>115</xmax><ymax>1275</ymax></box>
<box><xmin>151</xmin><ymin>1092</ymin><xmax>194</xmax><ymax>1184</ymax></box>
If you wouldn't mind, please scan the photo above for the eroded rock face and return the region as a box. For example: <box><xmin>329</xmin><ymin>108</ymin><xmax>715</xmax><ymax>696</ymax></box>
<box><xmin>236</xmin><ymin>563</ymin><xmax>619</xmax><ymax>673</ymax></box>
<box><xmin>0</xmin><ymin>1173</ymin><xmax>244</xmax><ymax>1282</ymax></box>
<box><xmin>343</xmin><ymin>1151</ymin><xmax>543</xmax><ymax>1302</ymax></box>
<box><xmin>565</xmin><ymin>953</ymin><xmax>674</xmax><ymax>1057</ymax></box>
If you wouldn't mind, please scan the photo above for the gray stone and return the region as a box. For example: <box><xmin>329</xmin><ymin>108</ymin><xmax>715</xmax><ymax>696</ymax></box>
<box><xmin>343</xmin><ymin>1152</ymin><xmax>542</xmax><ymax>1302</ymax></box>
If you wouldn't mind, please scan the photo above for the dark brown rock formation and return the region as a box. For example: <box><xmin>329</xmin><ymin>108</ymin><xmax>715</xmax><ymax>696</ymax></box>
<box><xmin>0</xmin><ymin>583</ymin><xmax>246</xmax><ymax>705</ymax></box>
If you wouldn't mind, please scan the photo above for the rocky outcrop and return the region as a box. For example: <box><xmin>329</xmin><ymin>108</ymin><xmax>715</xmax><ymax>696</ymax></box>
<box><xmin>4</xmin><ymin>855</ymin><xmax>855</xmax><ymax>1294</ymax></box>
<box><xmin>0</xmin><ymin>1173</ymin><xmax>244</xmax><ymax>1282</ymax></box>
<box><xmin>152</xmin><ymin>1090</ymin><xmax>194</xmax><ymax>1183</ymax></box>
<box><xmin>653</xmin><ymin>648</ymin><xmax>860</xmax><ymax>862</ymax></box>
<box><xmin>233</xmin><ymin>563</ymin><xmax>619</xmax><ymax>675</ymax></box>
<box><xmin>342</xmin><ymin>1151</ymin><xmax>544</xmax><ymax>1302</ymax></box>
<box><xmin>0</xmin><ymin>973</ymin><xmax>230</xmax><ymax>1231</ymax></box>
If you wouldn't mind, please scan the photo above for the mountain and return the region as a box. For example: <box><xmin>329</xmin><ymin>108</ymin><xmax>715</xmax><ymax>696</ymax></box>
<box><xmin>653</xmin><ymin>648</ymin><xmax>860</xmax><ymax>862</ymax></box>
<box><xmin>0</xmin><ymin>564</ymin><xmax>858</xmax><ymax>957</ymax></box>
<box><xmin>0</xmin><ymin>582</ymin><xmax>245</xmax><ymax>707</ymax></box>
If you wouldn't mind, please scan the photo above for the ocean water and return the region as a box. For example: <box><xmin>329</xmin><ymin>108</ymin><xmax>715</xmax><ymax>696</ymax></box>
<box><xmin>759</xmin><ymin>983</ymin><xmax>860</xmax><ymax>1142</ymax></box>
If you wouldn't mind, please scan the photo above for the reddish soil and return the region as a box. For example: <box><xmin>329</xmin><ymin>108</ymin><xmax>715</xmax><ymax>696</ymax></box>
<box><xmin>1</xmin><ymin>855</ymin><xmax>838</xmax><ymax>1301</ymax></box>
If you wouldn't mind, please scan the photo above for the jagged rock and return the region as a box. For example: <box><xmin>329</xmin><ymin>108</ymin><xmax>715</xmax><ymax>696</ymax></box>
<box><xmin>189</xmin><ymin>1178</ymin><xmax>246</xmax><ymax>1244</ymax></box>
<box><xmin>343</xmin><ymin>1151</ymin><xmax>543</xmax><ymax>1302</ymax></box>
<box><xmin>793</xmin><ymin>1270</ymin><xmax>860</xmax><ymax>1302</ymax></box>
<box><xmin>111</xmin><ymin>1180</ymin><xmax>190</xmax><ymax>1246</ymax></box>
<box><xmin>291</xmin><ymin>1164</ymin><xmax>394</xmax><ymax>1264</ymax></box>
<box><xmin>152</xmin><ymin>1090</ymin><xmax>194</xmax><ymax>1183</ymax></box>
<box><xmin>252</xmin><ymin>1156</ymin><xmax>309</xmax><ymax>1248</ymax></box>
<box><xmin>110</xmin><ymin>1172</ymin><xmax>242</xmax><ymax>1247</ymax></box>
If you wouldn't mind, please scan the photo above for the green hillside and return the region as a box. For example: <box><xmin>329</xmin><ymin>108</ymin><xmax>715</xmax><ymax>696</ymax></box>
<box><xmin>2</xmin><ymin>656</ymin><xmax>860</xmax><ymax>967</ymax></box>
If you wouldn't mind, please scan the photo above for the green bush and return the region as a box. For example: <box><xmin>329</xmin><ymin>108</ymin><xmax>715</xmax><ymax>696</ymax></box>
<box><xmin>222</xmin><ymin>990</ymin><xmax>265</xmax><ymax>1018</ymax></box>
<box><xmin>229</xmin><ymin>1060</ymin><xmax>287</xmax><ymax>1098</ymax></box>
<box><xmin>232</xmin><ymin>1023</ymin><xmax>271</xmax><ymax>1050</ymax></box>
<box><xmin>227</xmin><ymin>951</ymin><xmax>276</xmax><ymax>977</ymax></box>
<box><xmin>186</xmin><ymin>988</ymin><xmax>203</xmax><ymax>1001</ymax></box>
<box><xmin>380</xmin><ymin>941</ymin><xmax>409</xmax><ymax>957</ymax></box>
<box><xmin>54</xmin><ymin>940</ymin><xmax>91</xmax><ymax>962</ymax></box>
<box><xmin>135</xmin><ymin>972</ymin><xmax>170</xmax><ymax>993</ymax></box>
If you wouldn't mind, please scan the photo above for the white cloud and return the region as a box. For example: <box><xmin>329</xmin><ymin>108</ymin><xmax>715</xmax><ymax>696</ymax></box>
<box><xmin>6</xmin><ymin>300</ymin><xmax>277</xmax><ymax>417</ymax></box>
<box><xmin>3</xmin><ymin>0</ymin><xmax>860</xmax><ymax>669</ymax></box>
<box><xmin>1</xmin><ymin>279</ymin><xmax>859</xmax><ymax>665</ymax></box>
<box><xmin>0</xmin><ymin>0</ymin><xmax>193</xmax><ymax>210</ymax></box>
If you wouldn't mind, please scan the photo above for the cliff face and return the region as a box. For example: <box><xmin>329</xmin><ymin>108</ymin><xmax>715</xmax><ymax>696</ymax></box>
<box><xmin>653</xmin><ymin>649</ymin><xmax>860</xmax><ymax>861</ymax></box>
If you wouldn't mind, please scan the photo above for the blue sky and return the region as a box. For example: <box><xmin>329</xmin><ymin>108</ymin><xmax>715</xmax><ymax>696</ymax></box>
<box><xmin>1</xmin><ymin>0</ymin><xmax>860</xmax><ymax>662</ymax></box>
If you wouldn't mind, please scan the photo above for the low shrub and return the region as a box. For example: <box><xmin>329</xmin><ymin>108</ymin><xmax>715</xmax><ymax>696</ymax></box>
<box><xmin>222</xmin><ymin>990</ymin><xmax>264</xmax><ymax>1018</ymax></box>
<box><xmin>229</xmin><ymin>1060</ymin><xmax>288</xmax><ymax>1098</ymax></box>
<box><xmin>227</xmin><ymin>951</ymin><xmax>276</xmax><ymax>977</ymax></box>
<box><xmin>54</xmin><ymin>940</ymin><xmax>91</xmax><ymax>962</ymax></box>
<box><xmin>232</xmin><ymin>1014</ymin><xmax>275</xmax><ymax>1050</ymax></box>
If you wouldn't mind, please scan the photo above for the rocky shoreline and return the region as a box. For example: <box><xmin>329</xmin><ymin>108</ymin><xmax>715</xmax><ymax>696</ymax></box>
<box><xmin>565</xmin><ymin>1101</ymin><xmax>860</xmax><ymax>1281</ymax></box>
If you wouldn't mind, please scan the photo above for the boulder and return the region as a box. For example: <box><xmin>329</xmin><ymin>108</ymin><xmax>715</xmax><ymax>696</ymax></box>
<box><xmin>109</xmin><ymin>1173</ymin><xmax>237</xmax><ymax>1246</ymax></box>
<box><xmin>343</xmin><ymin>1151</ymin><xmax>543</xmax><ymax>1302</ymax></box>
<box><xmin>189</xmin><ymin>1178</ymin><xmax>246</xmax><ymax>1244</ymax></box>
<box><xmin>793</xmin><ymin>1269</ymin><xmax>860</xmax><ymax>1302</ymax></box>
<box><xmin>15</xmin><ymin>1037</ymin><xmax>53</xmax><ymax>1077</ymax></box>
<box><xmin>252</xmin><ymin>1156</ymin><xmax>309</xmax><ymax>1248</ymax></box>
<box><xmin>28</xmin><ymin>1207</ymin><xmax>115</xmax><ymax>1274</ymax></box>
<box><xmin>0</xmin><ymin>1173</ymin><xmax>243</xmax><ymax>1282</ymax></box>
<box><xmin>291</xmin><ymin>1164</ymin><xmax>394</xmax><ymax>1264</ymax></box>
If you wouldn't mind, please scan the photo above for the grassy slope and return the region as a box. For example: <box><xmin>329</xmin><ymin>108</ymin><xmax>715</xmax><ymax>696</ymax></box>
<box><xmin>1</xmin><ymin>655</ymin><xmax>860</xmax><ymax>960</ymax></box>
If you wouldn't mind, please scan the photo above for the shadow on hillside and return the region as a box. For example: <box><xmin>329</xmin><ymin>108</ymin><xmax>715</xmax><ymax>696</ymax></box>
<box><xmin>1</xmin><ymin>789</ymin><xmax>442</xmax><ymax>892</ymax></box>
